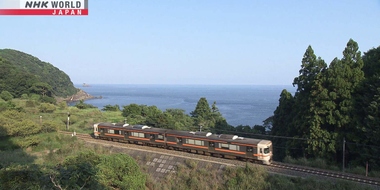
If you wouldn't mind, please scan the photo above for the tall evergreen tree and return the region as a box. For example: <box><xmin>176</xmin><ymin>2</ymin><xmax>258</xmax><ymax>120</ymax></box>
<box><xmin>292</xmin><ymin>46</ymin><xmax>327</xmax><ymax>158</ymax></box>
<box><xmin>271</xmin><ymin>89</ymin><xmax>295</xmax><ymax>160</ymax></box>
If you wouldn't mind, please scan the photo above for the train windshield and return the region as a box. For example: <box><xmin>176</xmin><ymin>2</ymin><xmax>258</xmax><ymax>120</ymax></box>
<box><xmin>264</xmin><ymin>148</ymin><xmax>270</xmax><ymax>154</ymax></box>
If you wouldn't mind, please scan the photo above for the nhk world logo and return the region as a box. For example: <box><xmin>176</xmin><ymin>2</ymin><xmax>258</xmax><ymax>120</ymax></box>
<box><xmin>0</xmin><ymin>0</ymin><xmax>88</xmax><ymax>15</ymax></box>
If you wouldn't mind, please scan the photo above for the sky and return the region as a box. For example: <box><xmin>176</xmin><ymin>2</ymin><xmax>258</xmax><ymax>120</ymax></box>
<box><xmin>0</xmin><ymin>0</ymin><xmax>380</xmax><ymax>85</ymax></box>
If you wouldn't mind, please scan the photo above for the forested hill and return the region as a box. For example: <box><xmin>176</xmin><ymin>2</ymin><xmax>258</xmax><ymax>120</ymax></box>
<box><xmin>0</xmin><ymin>49</ymin><xmax>78</xmax><ymax>97</ymax></box>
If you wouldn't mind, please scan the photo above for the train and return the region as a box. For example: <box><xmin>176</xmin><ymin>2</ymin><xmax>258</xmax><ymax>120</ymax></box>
<box><xmin>93</xmin><ymin>122</ymin><xmax>273</xmax><ymax>165</ymax></box>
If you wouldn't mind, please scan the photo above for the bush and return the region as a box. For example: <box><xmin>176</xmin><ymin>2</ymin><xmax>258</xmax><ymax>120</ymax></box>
<box><xmin>25</xmin><ymin>100</ymin><xmax>35</xmax><ymax>107</ymax></box>
<box><xmin>102</xmin><ymin>104</ymin><xmax>120</xmax><ymax>111</ymax></box>
<box><xmin>39</xmin><ymin>96</ymin><xmax>56</xmax><ymax>104</ymax></box>
<box><xmin>58</xmin><ymin>101</ymin><xmax>67</xmax><ymax>110</ymax></box>
<box><xmin>14</xmin><ymin>135</ymin><xmax>42</xmax><ymax>148</ymax></box>
<box><xmin>0</xmin><ymin>91</ymin><xmax>13</xmax><ymax>101</ymax></box>
<box><xmin>75</xmin><ymin>100</ymin><xmax>97</xmax><ymax>109</ymax></box>
<box><xmin>20</xmin><ymin>94</ymin><xmax>29</xmax><ymax>99</ymax></box>
<box><xmin>39</xmin><ymin>103</ymin><xmax>56</xmax><ymax>113</ymax></box>
<box><xmin>97</xmin><ymin>153</ymin><xmax>145</xmax><ymax>189</ymax></box>
<box><xmin>30</xmin><ymin>94</ymin><xmax>40</xmax><ymax>101</ymax></box>
<box><xmin>7</xmin><ymin>120</ymin><xmax>41</xmax><ymax>137</ymax></box>
<box><xmin>0</xmin><ymin>164</ymin><xmax>47</xmax><ymax>189</ymax></box>
<box><xmin>41</xmin><ymin>120</ymin><xmax>61</xmax><ymax>132</ymax></box>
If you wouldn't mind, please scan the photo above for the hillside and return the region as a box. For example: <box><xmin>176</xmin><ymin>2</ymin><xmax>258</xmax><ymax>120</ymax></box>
<box><xmin>0</xmin><ymin>49</ymin><xmax>78</xmax><ymax>97</ymax></box>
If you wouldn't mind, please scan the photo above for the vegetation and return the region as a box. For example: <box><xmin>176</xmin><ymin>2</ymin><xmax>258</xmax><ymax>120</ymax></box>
<box><xmin>268</xmin><ymin>39</ymin><xmax>380</xmax><ymax>172</ymax></box>
<box><xmin>148</xmin><ymin>162</ymin><xmax>373</xmax><ymax>190</ymax></box>
<box><xmin>0</xmin><ymin>49</ymin><xmax>78</xmax><ymax>98</ymax></box>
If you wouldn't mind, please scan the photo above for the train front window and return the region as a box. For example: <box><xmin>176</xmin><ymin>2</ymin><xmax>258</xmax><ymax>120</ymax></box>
<box><xmin>264</xmin><ymin>148</ymin><xmax>270</xmax><ymax>154</ymax></box>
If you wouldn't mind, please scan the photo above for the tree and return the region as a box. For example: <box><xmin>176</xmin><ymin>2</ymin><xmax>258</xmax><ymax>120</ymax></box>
<box><xmin>29</xmin><ymin>82</ymin><xmax>53</xmax><ymax>97</ymax></box>
<box><xmin>271</xmin><ymin>89</ymin><xmax>295</xmax><ymax>160</ymax></box>
<box><xmin>190</xmin><ymin>97</ymin><xmax>211</xmax><ymax>118</ymax></box>
<box><xmin>0</xmin><ymin>90</ymin><xmax>13</xmax><ymax>101</ymax></box>
<box><xmin>101</xmin><ymin>104</ymin><xmax>120</xmax><ymax>111</ymax></box>
<box><xmin>122</xmin><ymin>104</ymin><xmax>142</xmax><ymax>117</ymax></box>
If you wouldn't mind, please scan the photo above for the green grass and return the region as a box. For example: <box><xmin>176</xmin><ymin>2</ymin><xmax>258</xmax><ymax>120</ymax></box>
<box><xmin>283</xmin><ymin>156</ymin><xmax>379</xmax><ymax>178</ymax></box>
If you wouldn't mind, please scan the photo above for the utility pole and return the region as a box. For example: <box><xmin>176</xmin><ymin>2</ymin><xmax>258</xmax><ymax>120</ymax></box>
<box><xmin>342</xmin><ymin>138</ymin><xmax>345</xmax><ymax>172</ymax></box>
<box><xmin>67</xmin><ymin>112</ymin><xmax>70</xmax><ymax>130</ymax></box>
<box><xmin>200</xmin><ymin>126</ymin><xmax>202</xmax><ymax>132</ymax></box>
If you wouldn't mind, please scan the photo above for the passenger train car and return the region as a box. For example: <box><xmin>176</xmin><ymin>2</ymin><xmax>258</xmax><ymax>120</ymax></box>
<box><xmin>94</xmin><ymin>122</ymin><xmax>272</xmax><ymax>165</ymax></box>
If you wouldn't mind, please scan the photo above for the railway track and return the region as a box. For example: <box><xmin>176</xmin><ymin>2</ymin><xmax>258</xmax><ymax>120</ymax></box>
<box><xmin>59</xmin><ymin>131</ymin><xmax>380</xmax><ymax>187</ymax></box>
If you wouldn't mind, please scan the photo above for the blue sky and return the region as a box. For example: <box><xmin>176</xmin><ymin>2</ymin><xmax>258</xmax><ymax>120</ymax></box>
<box><xmin>1</xmin><ymin>0</ymin><xmax>380</xmax><ymax>85</ymax></box>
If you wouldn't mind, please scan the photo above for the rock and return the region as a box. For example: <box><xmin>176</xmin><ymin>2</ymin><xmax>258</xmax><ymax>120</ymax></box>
<box><xmin>65</xmin><ymin>89</ymin><xmax>102</xmax><ymax>102</ymax></box>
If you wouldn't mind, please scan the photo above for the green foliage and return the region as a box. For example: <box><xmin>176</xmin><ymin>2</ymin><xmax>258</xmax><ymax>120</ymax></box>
<box><xmin>0</xmin><ymin>164</ymin><xmax>47</xmax><ymax>190</ymax></box>
<box><xmin>39</xmin><ymin>103</ymin><xmax>56</xmax><ymax>113</ymax></box>
<box><xmin>0</xmin><ymin>110</ymin><xmax>41</xmax><ymax>137</ymax></box>
<box><xmin>190</xmin><ymin>97</ymin><xmax>211</xmax><ymax>118</ymax></box>
<box><xmin>39</xmin><ymin>95</ymin><xmax>56</xmax><ymax>104</ymax></box>
<box><xmin>75</xmin><ymin>100</ymin><xmax>97</xmax><ymax>109</ymax></box>
<box><xmin>97</xmin><ymin>153</ymin><xmax>145</xmax><ymax>190</ymax></box>
<box><xmin>25</xmin><ymin>100</ymin><xmax>35</xmax><ymax>107</ymax></box>
<box><xmin>224</xmin><ymin>164</ymin><xmax>269</xmax><ymax>190</ymax></box>
<box><xmin>20</xmin><ymin>94</ymin><xmax>28</xmax><ymax>99</ymax></box>
<box><xmin>58</xmin><ymin>101</ymin><xmax>67</xmax><ymax>110</ymax></box>
<box><xmin>102</xmin><ymin>104</ymin><xmax>120</xmax><ymax>111</ymax></box>
<box><xmin>268</xmin><ymin>39</ymin><xmax>380</xmax><ymax>171</ymax></box>
<box><xmin>122</xmin><ymin>103</ymin><xmax>142</xmax><ymax>117</ymax></box>
<box><xmin>41</xmin><ymin>120</ymin><xmax>60</xmax><ymax>133</ymax></box>
<box><xmin>0</xmin><ymin>49</ymin><xmax>78</xmax><ymax>97</ymax></box>
<box><xmin>0</xmin><ymin>90</ymin><xmax>13</xmax><ymax>101</ymax></box>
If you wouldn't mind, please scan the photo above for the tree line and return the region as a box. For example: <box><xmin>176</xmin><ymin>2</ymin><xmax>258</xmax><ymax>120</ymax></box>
<box><xmin>269</xmin><ymin>39</ymin><xmax>380</xmax><ymax>170</ymax></box>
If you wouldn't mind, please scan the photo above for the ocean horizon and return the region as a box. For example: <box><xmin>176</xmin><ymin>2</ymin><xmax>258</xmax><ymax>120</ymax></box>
<box><xmin>74</xmin><ymin>84</ymin><xmax>296</xmax><ymax>127</ymax></box>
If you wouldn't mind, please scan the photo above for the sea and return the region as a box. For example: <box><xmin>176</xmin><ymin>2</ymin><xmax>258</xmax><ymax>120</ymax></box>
<box><xmin>73</xmin><ymin>84</ymin><xmax>296</xmax><ymax>127</ymax></box>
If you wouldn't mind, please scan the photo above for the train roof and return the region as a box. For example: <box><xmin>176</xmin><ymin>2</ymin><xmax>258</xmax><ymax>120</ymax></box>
<box><xmin>96</xmin><ymin>122</ymin><xmax>270</xmax><ymax>146</ymax></box>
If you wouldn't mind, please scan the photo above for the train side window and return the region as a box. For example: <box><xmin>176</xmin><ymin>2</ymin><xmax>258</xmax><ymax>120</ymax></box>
<box><xmin>109</xmin><ymin>129</ymin><xmax>114</xmax><ymax>134</ymax></box>
<box><xmin>158</xmin><ymin>135</ymin><xmax>164</xmax><ymax>140</ymax></box>
<box><xmin>100</xmin><ymin>129</ymin><xmax>103</xmax><ymax>133</ymax></box>
<box><xmin>139</xmin><ymin>133</ymin><xmax>145</xmax><ymax>138</ymax></box>
<box><xmin>150</xmin><ymin>134</ymin><xmax>155</xmax><ymax>139</ymax></box>
<box><xmin>220</xmin><ymin>143</ymin><xmax>229</xmax><ymax>149</ymax></box>
<box><xmin>230</xmin><ymin>144</ymin><xmax>239</xmax><ymax>151</ymax></box>
<box><xmin>176</xmin><ymin>137</ymin><xmax>182</xmax><ymax>143</ymax></box>
<box><xmin>247</xmin><ymin>147</ymin><xmax>253</xmax><ymax>152</ymax></box>
<box><xmin>195</xmin><ymin>140</ymin><xmax>204</xmax><ymax>146</ymax></box>
<box><xmin>209</xmin><ymin>142</ymin><xmax>215</xmax><ymax>147</ymax></box>
<box><xmin>115</xmin><ymin>130</ymin><xmax>119</xmax><ymax>135</ymax></box>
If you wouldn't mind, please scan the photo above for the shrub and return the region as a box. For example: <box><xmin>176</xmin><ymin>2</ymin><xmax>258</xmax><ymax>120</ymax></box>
<box><xmin>97</xmin><ymin>153</ymin><xmax>145</xmax><ymax>189</ymax></box>
<box><xmin>26</xmin><ymin>100</ymin><xmax>35</xmax><ymax>107</ymax></box>
<box><xmin>58</xmin><ymin>101</ymin><xmax>67</xmax><ymax>110</ymax></box>
<box><xmin>20</xmin><ymin>94</ymin><xmax>29</xmax><ymax>99</ymax></box>
<box><xmin>102</xmin><ymin>104</ymin><xmax>120</xmax><ymax>111</ymax></box>
<box><xmin>0</xmin><ymin>91</ymin><xmax>13</xmax><ymax>101</ymax></box>
<box><xmin>39</xmin><ymin>96</ymin><xmax>56</xmax><ymax>104</ymax></box>
<box><xmin>75</xmin><ymin>100</ymin><xmax>96</xmax><ymax>109</ymax></box>
<box><xmin>14</xmin><ymin>135</ymin><xmax>42</xmax><ymax>148</ymax></box>
<box><xmin>39</xmin><ymin>103</ymin><xmax>56</xmax><ymax>113</ymax></box>
<box><xmin>30</xmin><ymin>94</ymin><xmax>40</xmax><ymax>101</ymax></box>
<box><xmin>41</xmin><ymin>120</ymin><xmax>61</xmax><ymax>132</ymax></box>
<box><xmin>7</xmin><ymin>120</ymin><xmax>41</xmax><ymax>137</ymax></box>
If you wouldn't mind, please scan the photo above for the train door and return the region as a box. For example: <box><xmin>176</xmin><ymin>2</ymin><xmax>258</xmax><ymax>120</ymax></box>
<box><xmin>246</xmin><ymin>146</ymin><xmax>254</xmax><ymax>158</ymax></box>
<box><xmin>209</xmin><ymin>141</ymin><xmax>215</xmax><ymax>151</ymax></box>
<box><xmin>150</xmin><ymin>134</ymin><xmax>155</xmax><ymax>143</ymax></box>
<box><xmin>176</xmin><ymin>137</ymin><xmax>183</xmax><ymax>146</ymax></box>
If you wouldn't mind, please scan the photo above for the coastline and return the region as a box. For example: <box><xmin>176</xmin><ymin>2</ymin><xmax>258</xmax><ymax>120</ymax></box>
<box><xmin>56</xmin><ymin>89</ymin><xmax>102</xmax><ymax>103</ymax></box>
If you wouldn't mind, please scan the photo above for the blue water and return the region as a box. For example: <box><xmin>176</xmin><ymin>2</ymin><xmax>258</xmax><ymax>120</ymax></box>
<box><xmin>74</xmin><ymin>84</ymin><xmax>296</xmax><ymax>127</ymax></box>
